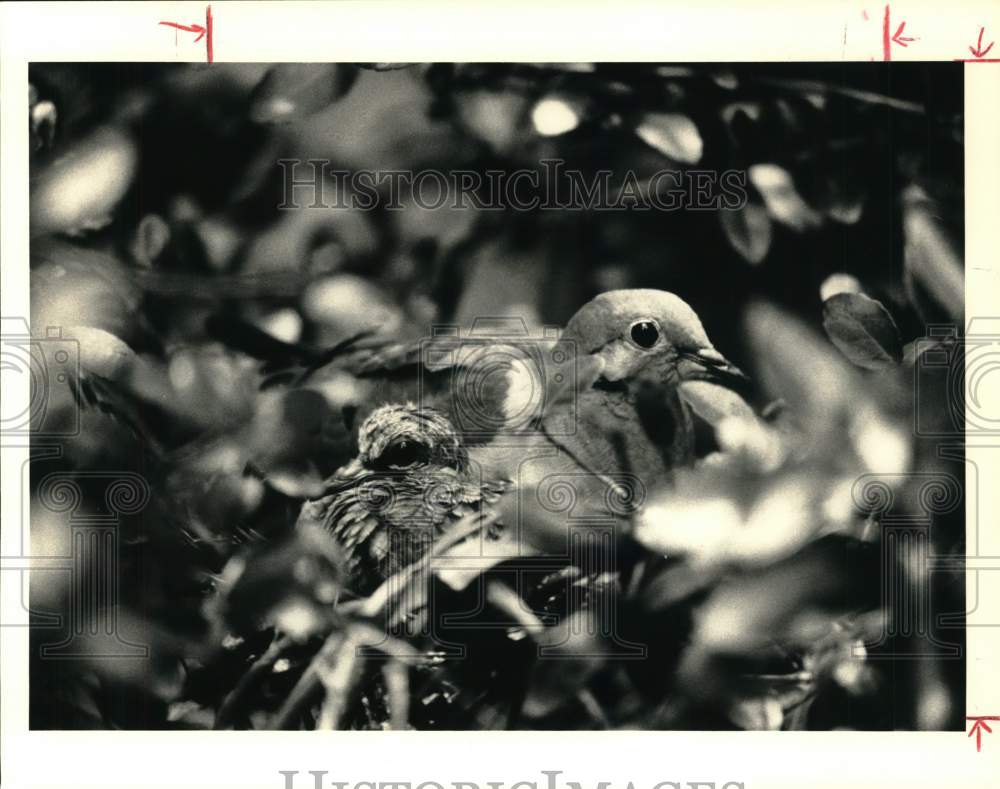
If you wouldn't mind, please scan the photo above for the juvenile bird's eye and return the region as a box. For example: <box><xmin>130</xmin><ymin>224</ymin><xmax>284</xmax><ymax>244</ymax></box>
<box><xmin>629</xmin><ymin>319</ymin><xmax>660</xmax><ymax>349</ymax></box>
<box><xmin>375</xmin><ymin>439</ymin><xmax>430</xmax><ymax>470</ymax></box>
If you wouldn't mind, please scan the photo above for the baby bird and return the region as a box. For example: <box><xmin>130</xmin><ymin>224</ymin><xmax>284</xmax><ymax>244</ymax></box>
<box><xmin>296</xmin><ymin>403</ymin><xmax>504</xmax><ymax>593</ymax></box>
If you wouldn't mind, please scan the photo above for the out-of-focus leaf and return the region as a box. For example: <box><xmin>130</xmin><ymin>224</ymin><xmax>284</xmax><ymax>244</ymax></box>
<box><xmin>250</xmin><ymin>64</ymin><xmax>359</xmax><ymax>124</ymax></box>
<box><xmin>729</xmin><ymin>696</ymin><xmax>784</xmax><ymax>730</ymax></box>
<box><xmin>688</xmin><ymin>536</ymin><xmax>880</xmax><ymax>654</ymax></box>
<box><xmin>745</xmin><ymin>302</ymin><xmax>858</xmax><ymax>430</ymax></box>
<box><xmin>254</xmin><ymin>308</ymin><xmax>303</xmax><ymax>344</ymax></box>
<box><xmin>635</xmin><ymin>113</ymin><xmax>703</xmax><ymax>165</ymax></box>
<box><xmin>902</xmin><ymin>184</ymin><xmax>963</xmax><ymax>321</ymax></box>
<box><xmin>819</xmin><ymin>272</ymin><xmax>863</xmax><ymax>301</ymax></box>
<box><xmin>212</xmin><ymin>524</ymin><xmax>347</xmax><ymax>639</ymax></box>
<box><xmin>531</xmin><ymin>95</ymin><xmax>583</xmax><ymax>137</ymax></box>
<box><xmin>30</xmin><ymin>126</ymin><xmax>137</xmax><ymax>236</ymax></box>
<box><xmin>358</xmin><ymin>63</ymin><xmax>417</xmax><ymax>71</ymax></box>
<box><xmin>822</xmin><ymin>292</ymin><xmax>902</xmax><ymax>369</ymax></box>
<box><xmin>29</xmin><ymin>89</ymin><xmax>58</xmax><ymax>153</ymax></box>
<box><xmin>747</xmin><ymin>302</ymin><xmax>911</xmax><ymax>472</ymax></box>
<box><xmin>635</xmin><ymin>466</ymin><xmax>842</xmax><ymax>569</ymax></box>
<box><xmin>64</xmin><ymin>325</ymin><xmax>137</xmax><ymax>380</ymax></box>
<box><xmin>720</xmin><ymin>102</ymin><xmax>763</xmax><ymax>149</ymax></box>
<box><xmin>749</xmin><ymin>164</ymin><xmax>823</xmax><ymax>231</ymax></box>
<box><xmin>635</xmin><ymin>485</ymin><xmax>743</xmax><ymax>565</ymax></box>
<box><xmin>166</xmin><ymin>344</ymin><xmax>260</xmax><ymax>429</ymax></box>
<box><xmin>301</xmin><ymin>274</ymin><xmax>404</xmax><ymax>339</ymax></box>
<box><xmin>132</xmin><ymin>214</ymin><xmax>171</xmax><ymax>268</ymax></box>
<box><xmin>519</xmin><ymin>607</ymin><xmax>609</xmax><ymax>720</ymax></box>
<box><xmin>711</xmin><ymin>70</ymin><xmax>739</xmax><ymax>90</ymax></box>
<box><xmin>720</xmin><ymin>200</ymin><xmax>771</xmax><ymax>264</ymax></box>
<box><xmin>679</xmin><ymin>380</ymin><xmax>758</xmax><ymax>426</ymax></box>
<box><xmin>455</xmin><ymin>90</ymin><xmax>528</xmax><ymax>154</ymax></box>
<box><xmin>31</xmin><ymin>241</ymin><xmax>142</xmax><ymax>342</ymax></box>
<box><xmin>435</xmin><ymin>526</ymin><xmax>538</xmax><ymax>591</ymax></box>
<box><xmin>241</xmin><ymin>198</ymin><xmax>378</xmax><ymax>276</ymax></box>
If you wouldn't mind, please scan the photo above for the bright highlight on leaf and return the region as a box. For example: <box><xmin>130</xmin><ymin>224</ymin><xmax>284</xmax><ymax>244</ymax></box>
<box><xmin>819</xmin><ymin>273</ymin><xmax>863</xmax><ymax>301</ymax></box>
<box><xmin>531</xmin><ymin>96</ymin><xmax>581</xmax><ymax>136</ymax></box>
<box><xmin>749</xmin><ymin>163</ymin><xmax>823</xmax><ymax>231</ymax></box>
<box><xmin>635</xmin><ymin>112</ymin><xmax>703</xmax><ymax>164</ymax></box>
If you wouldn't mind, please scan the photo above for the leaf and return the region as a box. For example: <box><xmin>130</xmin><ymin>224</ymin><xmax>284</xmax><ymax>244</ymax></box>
<box><xmin>434</xmin><ymin>526</ymin><xmax>538</xmax><ymax>591</ymax></box>
<box><xmin>746</xmin><ymin>301</ymin><xmax>862</xmax><ymax>429</ymax></box>
<box><xmin>822</xmin><ymin>292</ymin><xmax>902</xmax><ymax>369</ymax></box>
<box><xmin>678</xmin><ymin>380</ymin><xmax>758</xmax><ymax>425</ymax></box>
<box><xmin>531</xmin><ymin>95</ymin><xmax>583</xmax><ymax>136</ymax></box>
<box><xmin>132</xmin><ymin>214</ymin><xmax>171</xmax><ymax>268</ymax></box>
<box><xmin>250</xmin><ymin>64</ymin><xmax>358</xmax><ymax>124</ymax></box>
<box><xmin>748</xmin><ymin>164</ymin><xmax>823</xmax><ymax>231</ymax></box>
<box><xmin>455</xmin><ymin>90</ymin><xmax>528</xmax><ymax>153</ymax></box>
<box><xmin>818</xmin><ymin>273</ymin><xmax>862</xmax><ymax>301</ymax></box>
<box><xmin>65</xmin><ymin>325</ymin><xmax>136</xmax><ymax>380</ymax></box>
<box><xmin>357</xmin><ymin>63</ymin><xmax>416</xmax><ymax>71</ymax></box>
<box><xmin>720</xmin><ymin>200</ymin><xmax>772</xmax><ymax>264</ymax></box>
<box><xmin>901</xmin><ymin>184</ymin><xmax>963</xmax><ymax>321</ymax></box>
<box><xmin>30</xmin><ymin>126</ymin><xmax>137</xmax><ymax>237</ymax></box>
<box><xmin>635</xmin><ymin>113</ymin><xmax>703</xmax><ymax>165</ymax></box>
<box><xmin>729</xmin><ymin>696</ymin><xmax>784</xmax><ymax>731</ymax></box>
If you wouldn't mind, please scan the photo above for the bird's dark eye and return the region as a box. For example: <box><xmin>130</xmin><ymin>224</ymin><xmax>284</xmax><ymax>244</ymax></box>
<box><xmin>375</xmin><ymin>439</ymin><xmax>430</xmax><ymax>470</ymax></box>
<box><xmin>629</xmin><ymin>320</ymin><xmax>660</xmax><ymax>349</ymax></box>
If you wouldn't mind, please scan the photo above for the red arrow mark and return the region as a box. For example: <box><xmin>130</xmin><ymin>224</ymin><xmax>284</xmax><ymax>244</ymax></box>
<box><xmin>882</xmin><ymin>6</ymin><xmax>916</xmax><ymax>60</ymax></box>
<box><xmin>970</xmin><ymin>27</ymin><xmax>995</xmax><ymax>58</ymax></box>
<box><xmin>892</xmin><ymin>21</ymin><xmax>915</xmax><ymax>46</ymax></box>
<box><xmin>159</xmin><ymin>5</ymin><xmax>213</xmax><ymax>62</ymax></box>
<box><xmin>967</xmin><ymin>716</ymin><xmax>1000</xmax><ymax>752</ymax></box>
<box><xmin>159</xmin><ymin>21</ymin><xmax>206</xmax><ymax>42</ymax></box>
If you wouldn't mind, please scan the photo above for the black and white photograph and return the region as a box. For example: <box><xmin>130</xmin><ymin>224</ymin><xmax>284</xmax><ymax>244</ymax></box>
<box><xmin>18</xmin><ymin>57</ymin><xmax>972</xmax><ymax>734</ymax></box>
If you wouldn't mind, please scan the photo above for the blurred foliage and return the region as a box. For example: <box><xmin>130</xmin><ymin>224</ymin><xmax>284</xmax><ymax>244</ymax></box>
<box><xmin>27</xmin><ymin>61</ymin><xmax>964</xmax><ymax>731</ymax></box>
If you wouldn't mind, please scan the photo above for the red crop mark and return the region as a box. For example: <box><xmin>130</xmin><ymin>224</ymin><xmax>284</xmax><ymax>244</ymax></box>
<box><xmin>159</xmin><ymin>5</ymin><xmax>213</xmax><ymax>63</ymax></box>
<box><xmin>206</xmin><ymin>5</ymin><xmax>214</xmax><ymax>64</ymax></box>
<box><xmin>882</xmin><ymin>5</ymin><xmax>891</xmax><ymax>60</ymax></box>
<box><xmin>967</xmin><ymin>717</ymin><xmax>1000</xmax><ymax>752</ymax></box>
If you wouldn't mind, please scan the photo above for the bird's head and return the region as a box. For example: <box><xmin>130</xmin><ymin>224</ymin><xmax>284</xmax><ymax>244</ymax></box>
<box><xmin>351</xmin><ymin>403</ymin><xmax>467</xmax><ymax>475</ymax></box>
<box><xmin>563</xmin><ymin>289</ymin><xmax>748</xmax><ymax>392</ymax></box>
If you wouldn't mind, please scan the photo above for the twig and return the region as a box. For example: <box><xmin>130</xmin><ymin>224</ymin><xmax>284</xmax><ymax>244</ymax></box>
<box><xmin>753</xmin><ymin>76</ymin><xmax>926</xmax><ymax>114</ymax></box>
<box><xmin>486</xmin><ymin>580</ymin><xmax>547</xmax><ymax>636</ymax></box>
<box><xmin>214</xmin><ymin>635</ymin><xmax>291</xmax><ymax>729</ymax></box>
<box><xmin>270</xmin><ymin>633</ymin><xmax>344</xmax><ymax>730</ymax></box>
<box><xmin>316</xmin><ymin>636</ymin><xmax>362</xmax><ymax>730</ymax></box>
<box><xmin>577</xmin><ymin>689</ymin><xmax>611</xmax><ymax>729</ymax></box>
<box><xmin>381</xmin><ymin>660</ymin><xmax>411</xmax><ymax>730</ymax></box>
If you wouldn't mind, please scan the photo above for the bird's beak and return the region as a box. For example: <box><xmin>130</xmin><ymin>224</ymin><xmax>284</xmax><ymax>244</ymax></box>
<box><xmin>676</xmin><ymin>348</ymin><xmax>751</xmax><ymax>393</ymax></box>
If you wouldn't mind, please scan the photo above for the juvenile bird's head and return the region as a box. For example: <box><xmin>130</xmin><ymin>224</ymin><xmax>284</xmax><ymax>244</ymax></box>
<box><xmin>353</xmin><ymin>403</ymin><xmax>467</xmax><ymax>474</ymax></box>
<box><xmin>299</xmin><ymin>403</ymin><xmax>487</xmax><ymax>591</ymax></box>
<box><xmin>563</xmin><ymin>289</ymin><xmax>747</xmax><ymax>391</ymax></box>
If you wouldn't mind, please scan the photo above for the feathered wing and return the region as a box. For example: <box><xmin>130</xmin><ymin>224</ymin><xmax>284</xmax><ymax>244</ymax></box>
<box><xmin>296</xmin><ymin>469</ymin><xmax>505</xmax><ymax>594</ymax></box>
